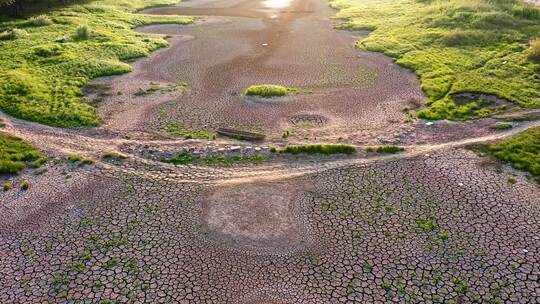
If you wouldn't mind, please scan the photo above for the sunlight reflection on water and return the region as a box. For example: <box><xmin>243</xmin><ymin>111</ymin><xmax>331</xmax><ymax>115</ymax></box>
<box><xmin>262</xmin><ymin>0</ymin><xmax>292</xmax><ymax>9</ymax></box>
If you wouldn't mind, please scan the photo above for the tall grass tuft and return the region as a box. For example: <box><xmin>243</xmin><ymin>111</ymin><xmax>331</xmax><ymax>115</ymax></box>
<box><xmin>29</xmin><ymin>15</ymin><xmax>54</xmax><ymax>26</ymax></box>
<box><xmin>76</xmin><ymin>25</ymin><xmax>90</xmax><ymax>40</ymax></box>
<box><xmin>528</xmin><ymin>38</ymin><xmax>540</xmax><ymax>61</ymax></box>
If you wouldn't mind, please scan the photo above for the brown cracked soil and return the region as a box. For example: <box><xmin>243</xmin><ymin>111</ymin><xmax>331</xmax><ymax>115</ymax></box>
<box><xmin>1</xmin><ymin>0</ymin><xmax>540</xmax><ymax>303</ymax></box>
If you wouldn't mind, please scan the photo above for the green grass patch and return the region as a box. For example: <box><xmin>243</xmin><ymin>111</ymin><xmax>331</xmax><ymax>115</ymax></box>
<box><xmin>0</xmin><ymin>0</ymin><xmax>193</xmax><ymax>127</ymax></box>
<box><xmin>366</xmin><ymin>145</ymin><xmax>405</xmax><ymax>154</ymax></box>
<box><xmin>488</xmin><ymin>126</ymin><xmax>540</xmax><ymax>179</ymax></box>
<box><xmin>332</xmin><ymin>0</ymin><xmax>540</xmax><ymax>120</ymax></box>
<box><xmin>68</xmin><ymin>154</ymin><xmax>94</xmax><ymax>166</ymax></box>
<box><xmin>167</xmin><ymin>124</ymin><xmax>216</xmax><ymax>140</ymax></box>
<box><xmin>245</xmin><ymin>84</ymin><xmax>298</xmax><ymax>98</ymax></box>
<box><xmin>163</xmin><ymin>152</ymin><xmax>268</xmax><ymax>166</ymax></box>
<box><xmin>0</xmin><ymin>134</ymin><xmax>42</xmax><ymax>174</ymax></box>
<box><xmin>282</xmin><ymin>144</ymin><xmax>357</xmax><ymax>155</ymax></box>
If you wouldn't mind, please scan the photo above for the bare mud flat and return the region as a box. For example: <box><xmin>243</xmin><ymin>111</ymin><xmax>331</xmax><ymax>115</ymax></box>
<box><xmin>96</xmin><ymin>0</ymin><xmax>424</xmax><ymax>142</ymax></box>
<box><xmin>1</xmin><ymin>0</ymin><xmax>540</xmax><ymax>303</ymax></box>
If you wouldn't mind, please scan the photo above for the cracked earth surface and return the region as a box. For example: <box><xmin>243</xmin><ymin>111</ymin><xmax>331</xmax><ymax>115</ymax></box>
<box><xmin>1</xmin><ymin>0</ymin><xmax>540</xmax><ymax>303</ymax></box>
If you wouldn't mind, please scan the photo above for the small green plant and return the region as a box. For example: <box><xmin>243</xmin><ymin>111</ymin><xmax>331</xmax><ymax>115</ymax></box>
<box><xmin>508</xmin><ymin>176</ymin><xmax>517</xmax><ymax>184</ymax></box>
<box><xmin>282</xmin><ymin>144</ymin><xmax>357</xmax><ymax>155</ymax></box>
<box><xmin>68</xmin><ymin>155</ymin><xmax>83</xmax><ymax>163</ymax></box>
<box><xmin>21</xmin><ymin>180</ymin><xmax>30</xmax><ymax>191</ymax></box>
<box><xmin>76</xmin><ymin>25</ymin><xmax>90</xmax><ymax>40</ymax></box>
<box><xmin>104</xmin><ymin>258</ymin><xmax>119</xmax><ymax>269</ymax></box>
<box><xmin>439</xmin><ymin>231</ymin><xmax>449</xmax><ymax>241</ymax></box>
<box><xmin>528</xmin><ymin>38</ymin><xmax>540</xmax><ymax>61</ymax></box>
<box><xmin>269</xmin><ymin>147</ymin><xmax>277</xmax><ymax>153</ymax></box>
<box><xmin>245</xmin><ymin>84</ymin><xmax>297</xmax><ymax>98</ymax></box>
<box><xmin>282</xmin><ymin>130</ymin><xmax>290</xmax><ymax>139</ymax></box>
<box><xmin>31</xmin><ymin>157</ymin><xmax>48</xmax><ymax>168</ymax></box>
<box><xmin>29</xmin><ymin>15</ymin><xmax>54</xmax><ymax>26</ymax></box>
<box><xmin>67</xmin><ymin>262</ymin><xmax>85</xmax><ymax>273</ymax></box>
<box><xmin>366</xmin><ymin>145</ymin><xmax>405</xmax><ymax>154</ymax></box>
<box><xmin>3</xmin><ymin>181</ymin><xmax>13</xmax><ymax>191</ymax></box>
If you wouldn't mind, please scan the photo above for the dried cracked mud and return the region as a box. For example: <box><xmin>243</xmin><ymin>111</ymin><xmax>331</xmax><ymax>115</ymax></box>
<box><xmin>1</xmin><ymin>0</ymin><xmax>540</xmax><ymax>303</ymax></box>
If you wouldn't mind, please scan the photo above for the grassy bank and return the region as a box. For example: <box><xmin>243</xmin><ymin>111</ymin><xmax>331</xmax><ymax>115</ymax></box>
<box><xmin>0</xmin><ymin>134</ymin><xmax>44</xmax><ymax>174</ymax></box>
<box><xmin>332</xmin><ymin>0</ymin><xmax>540</xmax><ymax>120</ymax></box>
<box><xmin>489</xmin><ymin>126</ymin><xmax>539</xmax><ymax>181</ymax></box>
<box><xmin>0</xmin><ymin>0</ymin><xmax>192</xmax><ymax>127</ymax></box>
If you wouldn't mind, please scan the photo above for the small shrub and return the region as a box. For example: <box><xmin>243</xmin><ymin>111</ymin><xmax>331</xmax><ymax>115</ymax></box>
<box><xmin>29</xmin><ymin>15</ymin><xmax>54</xmax><ymax>27</ymax></box>
<box><xmin>366</xmin><ymin>145</ymin><xmax>405</xmax><ymax>154</ymax></box>
<box><xmin>282</xmin><ymin>130</ymin><xmax>290</xmax><ymax>139</ymax></box>
<box><xmin>76</xmin><ymin>25</ymin><xmax>90</xmax><ymax>40</ymax></box>
<box><xmin>528</xmin><ymin>38</ymin><xmax>540</xmax><ymax>61</ymax></box>
<box><xmin>3</xmin><ymin>182</ymin><xmax>13</xmax><ymax>191</ymax></box>
<box><xmin>21</xmin><ymin>180</ymin><xmax>30</xmax><ymax>190</ymax></box>
<box><xmin>282</xmin><ymin>144</ymin><xmax>357</xmax><ymax>155</ymax></box>
<box><xmin>245</xmin><ymin>84</ymin><xmax>297</xmax><ymax>98</ymax></box>
<box><xmin>0</xmin><ymin>28</ymin><xmax>27</xmax><ymax>40</ymax></box>
<box><xmin>104</xmin><ymin>258</ymin><xmax>118</xmax><ymax>269</ymax></box>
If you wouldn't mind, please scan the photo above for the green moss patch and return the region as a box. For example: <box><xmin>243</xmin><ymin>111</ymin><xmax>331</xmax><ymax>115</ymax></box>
<box><xmin>332</xmin><ymin>0</ymin><xmax>540</xmax><ymax>120</ymax></box>
<box><xmin>0</xmin><ymin>134</ymin><xmax>43</xmax><ymax>174</ymax></box>
<box><xmin>245</xmin><ymin>84</ymin><xmax>298</xmax><ymax>98</ymax></box>
<box><xmin>0</xmin><ymin>1</ymin><xmax>193</xmax><ymax>127</ymax></box>
<box><xmin>163</xmin><ymin>152</ymin><xmax>268</xmax><ymax>166</ymax></box>
<box><xmin>282</xmin><ymin>144</ymin><xmax>357</xmax><ymax>155</ymax></box>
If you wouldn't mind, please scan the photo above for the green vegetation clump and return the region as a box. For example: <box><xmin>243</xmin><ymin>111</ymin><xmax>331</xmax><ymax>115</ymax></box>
<box><xmin>29</xmin><ymin>15</ymin><xmax>54</xmax><ymax>27</ymax></box>
<box><xmin>529</xmin><ymin>37</ymin><xmax>540</xmax><ymax>61</ymax></box>
<box><xmin>366</xmin><ymin>145</ymin><xmax>405</xmax><ymax>154</ymax></box>
<box><xmin>3</xmin><ymin>181</ymin><xmax>13</xmax><ymax>191</ymax></box>
<box><xmin>0</xmin><ymin>134</ymin><xmax>42</xmax><ymax>174</ymax></box>
<box><xmin>332</xmin><ymin>0</ymin><xmax>540</xmax><ymax>120</ymax></box>
<box><xmin>21</xmin><ymin>179</ymin><xmax>30</xmax><ymax>190</ymax></box>
<box><xmin>164</xmin><ymin>152</ymin><xmax>268</xmax><ymax>166</ymax></box>
<box><xmin>75</xmin><ymin>25</ymin><xmax>90</xmax><ymax>40</ymax></box>
<box><xmin>245</xmin><ymin>85</ymin><xmax>297</xmax><ymax>98</ymax></box>
<box><xmin>282</xmin><ymin>144</ymin><xmax>357</xmax><ymax>155</ymax></box>
<box><xmin>68</xmin><ymin>154</ymin><xmax>94</xmax><ymax>166</ymax></box>
<box><xmin>0</xmin><ymin>0</ymin><xmax>193</xmax><ymax>127</ymax></box>
<box><xmin>489</xmin><ymin>126</ymin><xmax>540</xmax><ymax>178</ymax></box>
<box><xmin>102</xmin><ymin>151</ymin><xmax>127</xmax><ymax>160</ymax></box>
